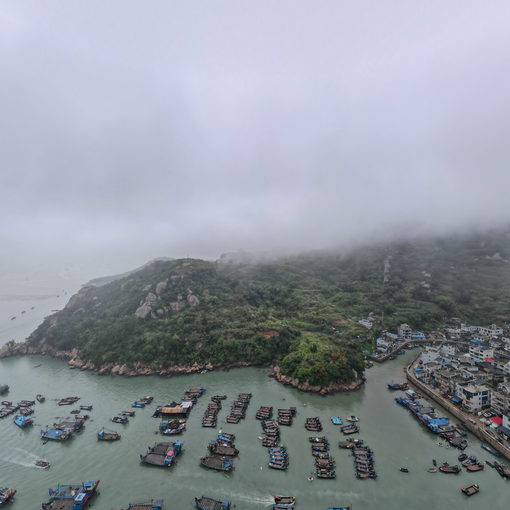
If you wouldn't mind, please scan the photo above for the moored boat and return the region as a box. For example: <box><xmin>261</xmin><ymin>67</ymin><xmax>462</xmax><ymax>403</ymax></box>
<box><xmin>0</xmin><ymin>385</ymin><xmax>9</xmax><ymax>395</ymax></box>
<box><xmin>13</xmin><ymin>415</ymin><xmax>33</xmax><ymax>428</ymax></box>
<box><xmin>41</xmin><ymin>479</ymin><xmax>99</xmax><ymax>510</ymax></box>
<box><xmin>36</xmin><ymin>394</ymin><xmax>45</xmax><ymax>403</ymax></box>
<box><xmin>40</xmin><ymin>427</ymin><xmax>72</xmax><ymax>441</ymax></box>
<box><xmin>97</xmin><ymin>428</ymin><xmax>121</xmax><ymax>441</ymax></box>
<box><xmin>439</xmin><ymin>462</ymin><xmax>461</xmax><ymax>474</ymax></box>
<box><xmin>140</xmin><ymin>442</ymin><xmax>183</xmax><ymax>467</ymax></box>
<box><xmin>461</xmin><ymin>484</ymin><xmax>479</xmax><ymax>496</ymax></box>
<box><xmin>330</xmin><ymin>416</ymin><xmax>343</xmax><ymax>425</ymax></box>
<box><xmin>480</xmin><ymin>442</ymin><xmax>502</xmax><ymax>457</ymax></box>
<box><xmin>200</xmin><ymin>455</ymin><xmax>233</xmax><ymax>471</ymax></box>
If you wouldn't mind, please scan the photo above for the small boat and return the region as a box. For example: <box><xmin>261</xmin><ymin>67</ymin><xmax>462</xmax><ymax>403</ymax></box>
<box><xmin>132</xmin><ymin>401</ymin><xmax>146</xmax><ymax>408</ymax></box>
<box><xmin>126</xmin><ymin>500</ymin><xmax>164</xmax><ymax>510</ymax></box>
<box><xmin>200</xmin><ymin>455</ymin><xmax>233</xmax><ymax>472</ymax></box>
<box><xmin>273</xmin><ymin>495</ymin><xmax>296</xmax><ymax>506</ymax></box>
<box><xmin>327</xmin><ymin>507</ymin><xmax>351</xmax><ymax>510</ymax></box>
<box><xmin>330</xmin><ymin>416</ymin><xmax>343</xmax><ymax>425</ymax></box>
<box><xmin>195</xmin><ymin>496</ymin><xmax>231</xmax><ymax>510</ymax></box>
<box><xmin>346</xmin><ymin>416</ymin><xmax>359</xmax><ymax>422</ymax></box>
<box><xmin>13</xmin><ymin>415</ymin><xmax>33</xmax><ymax>428</ymax></box>
<box><xmin>112</xmin><ymin>415</ymin><xmax>128</xmax><ymax>424</ymax></box>
<box><xmin>432</xmin><ymin>459</ymin><xmax>437</xmax><ymax>466</ymax></box>
<box><xmin>1</xmin><ymin>401</ymin><xmax>11</xmax><ymax>406</ymax></box>
<box><xmin>97</xmin><ymin>428</ymin><xmax>121</xmax><ymax>441</ymax></box>
<box><xmin>40</xmin><ymin>427</ymin><xmax>72</xmax><ymax>441</ymax></box>
<box><xmin>80</xmin><ymin>405</ymin><xmax>93</xmax><ymax>411</ymax></box>
<box><xmin>427</xmin><ymin>467</ymin><xmax>437</xmax><ymax>473</ymax></box>
<box><xmin>461</xmin><ymin>484</ymin><xmax>480</xmax><ymax>496</ymax></box>
<box><xmin>121</xmin><ymin>410</ymin><xmax>135</xmax><ymax>417</ymax></box>
<box><xmin>36</xmin><ymin>394</ymin><xmax>45</xmax><ymax>403</ymax></box>
<box><xmin>0</xmin><ymin>385</ymin><xmax>9</xmax><ymax>395</ymax></box>
<box><xmin>458</xmin><ymin>453</ymin><xmax>468</xmax><ymax>462</ymax></box>
<box><xmin>480</xmin><ymin>442</ymin><xmax>502</xmax><ymax>457</ymax></box>
<box><xmin>439</xmin><ymin>463</ymin><xmax>461</xmax><ymax>474</ymax></box>
<box><xmin>400</xmin><ymin>467</ymin><xmax>409</xmax><ymax>473</ymax></box>
<box><xmin>0</xmin><ymin>488</ymin><xmax>16</xmax><ymax>505</ymax></box>
<box><xmin>35</xmin><ymin>459</ymin><xmax>50</xmax><ymax>469</ymax></box>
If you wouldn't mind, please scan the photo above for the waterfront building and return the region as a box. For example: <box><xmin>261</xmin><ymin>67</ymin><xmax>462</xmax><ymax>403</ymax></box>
<box><xmin>459</xmin><ymin>384</ymin><xmax>491</xmax><ymax>413</ymax></box>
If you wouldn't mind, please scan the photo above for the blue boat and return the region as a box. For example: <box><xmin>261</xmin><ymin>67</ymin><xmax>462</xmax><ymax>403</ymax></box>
<box><xmin>328</xmin><ymin>507</ymin><xmax>351</xmax><ymax>510</ymax></box>
<box><xmin>14</xmin><ymin>415</ymin><xmax>33</xmax><ymax>428</ymax></box>
<box><xmin>481</xmin><ymin>442</ymin><xmax>502</xmax><ymax>457</ymax></box>
<box><xmin>140</xmin><ymin>441</ymin><xmax>183</xmax><ymax>467</ymax></box>
<box><xmin>127</xmin><ymin>500</ymin><xmax>164</xmax><ymax>510</ymax></box>
<box><xmin>42</xmin><ymin>480</ymin><xmax>99</xmax><ymax>510</ymax></box>
<box><xmin>40</xmin><ymin>427</ymin><xmax>72</xmax><ymax>441</ymax></box>
<box><xmin>330</xmin><ymin>416</ymin><xmax>343</xmax><ymax>425</ymax></box>
<box><xmin>0</xmin><ymin>385</ymin><xmax>9</xmax><ymax>395</ymax></box>
<box><xmin>132</xmin><ymin>401</ymin><xmax>146</xmax><ymax>408</ymax></box>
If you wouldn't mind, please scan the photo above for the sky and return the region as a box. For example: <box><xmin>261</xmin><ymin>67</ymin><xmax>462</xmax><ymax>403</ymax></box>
<box><xmin>1</xmin><ymin>1</ymin><xmax>510</xmax><ymax>280</ymax></box>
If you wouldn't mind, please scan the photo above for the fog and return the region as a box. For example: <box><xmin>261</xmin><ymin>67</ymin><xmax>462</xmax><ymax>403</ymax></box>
<box><xmin>1</xmin><ymin>1</ymin><xmax>510</xmax><ymax>279</ymax></box>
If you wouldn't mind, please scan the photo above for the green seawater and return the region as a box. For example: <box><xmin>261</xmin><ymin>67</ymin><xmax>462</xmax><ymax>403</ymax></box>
<box><xmin>0</xmin><ymin>352</ymin><xmax>508</xmax><ymax>510</ymax></box>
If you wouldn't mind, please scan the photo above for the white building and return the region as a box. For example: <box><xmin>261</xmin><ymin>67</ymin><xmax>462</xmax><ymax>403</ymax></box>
<box><xmin>358</xmin><ymin>318</ymin><xmax>374</xmax><ymax>330</ymax></box>
<box><xmin>459</xmin><ymin>384</ymin><xmax>491</xmax><ymax>413</ymax></box>
<box><xmin>398</xmin><ymin>323</ymin><xmax>412</xmax><ymax>340</ymax></box>
<box><xmin>468</xmin><ymin>345</ymin><xmax>494</xmax><ymax>362</ymax></box>
<box><xmin>421</xmin><ymin>347</ymin><xmax>440</xmax><ymax>364</ymax></box>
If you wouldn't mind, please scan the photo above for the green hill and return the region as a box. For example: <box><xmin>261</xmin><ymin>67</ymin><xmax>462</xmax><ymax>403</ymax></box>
<box><xmin>25</xmin><ymin>230</ymin><xmax>510</xmax><ymax>387</ymax></box>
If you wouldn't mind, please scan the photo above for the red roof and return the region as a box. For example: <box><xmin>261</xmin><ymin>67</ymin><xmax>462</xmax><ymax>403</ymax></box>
<box><xmin>484</xmin><ymin>358</ymin><xmax>495</xmax><ymax>362</ymax></box>
<box><xmin>490</xmin><ymin>416</ymin><xmax>503</xmax><ymax>425</ymax></box>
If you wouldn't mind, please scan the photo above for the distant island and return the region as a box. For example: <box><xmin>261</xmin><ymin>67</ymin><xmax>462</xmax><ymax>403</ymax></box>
<box><xmin>2</xmin><ymin>230</ymin><xmax>510</xmax><ymax>394</ymax></box>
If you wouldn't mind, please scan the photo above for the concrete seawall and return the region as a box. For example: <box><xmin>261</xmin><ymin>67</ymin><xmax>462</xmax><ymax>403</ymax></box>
<box><xmin>405</xmin><ymin>359</ymin><xmax>510</xmax><ymax>462</ymax></box>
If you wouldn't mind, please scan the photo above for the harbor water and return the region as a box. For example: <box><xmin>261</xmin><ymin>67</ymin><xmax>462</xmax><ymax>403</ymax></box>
<box><xmin>0</xmin><ymin>351</ymin><xmax>509</xmax><ymax>510</ymax></box>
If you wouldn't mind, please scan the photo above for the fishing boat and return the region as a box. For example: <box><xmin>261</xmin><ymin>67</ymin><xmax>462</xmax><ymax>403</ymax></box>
<box><xmin>112</xmin><ymin>415</ymin><xmax>128</xmax><ymax>424</ymax></box>
<box><xmin>0</xmin><ymin>401</ymin><xmax>11</xmax><ymax>406</ymax></box>
<box><xmin>461</xmin><ymin>484</ymin><xmax>480</xmax><ymax>496</ymax></box>
<box><xmin>126</xmin><ymin>500</ymin><xmax>164</xmax><ymax>510</ymax></box>
<box><xmin>140</xmin><ymin>441</ymin><xmax>183</xmax><ymax>467</ymax></box>
<box><xmin>200</xmin><ymin>455</ymin><xmax>233</xmax><ymax>472</ymax></box>
<box><xmin>400</xmin><ymin>467</ymin><xmax>409</xmax><ymax>473</ymax></box>
<box><xmin>160</xmin><ymin>419</ymin><xmax>186</xmax><ymax>435</ymax></box>
<box><xmin>80</xmin><ymin>405</ymin><xmax>92</xmax><ymax>411</ymax></box>
<box><xmin>439</xmin><ymin>463</ymin><xmax>461</xmax><ymax>474</ymax></box>
<box><xmin>330</xmin><ymin>417</ymin><xmax>343</xmax><ymax>425</ymax></box>
<box><xmin>41</xmin><ymin>480</ymin><xmax>100</xmax><ymax>510</ymax></box>
<box><xmin>0</xmin><ymin>488</ymin><xmax>16</xmax><ymax>505</ymax></box>
<box><xmin>40</xmin><ymin>427</ymin><xmax>72</xmax><ymax>441</ymax></box>
<box><xmin>35</xmin><ymin>460</ymin><xmax>50</xmax><ymax>469</ymax></box>
<box><xmin>195</xmin><ymin>496</ymin><xmax>230</xmax><ymax>510</ymax></box>
<box><xmin>480</xmin><ymin>442</ymin><xmax>502</xmax><ymax>457</ymax></box>
<box><xmin>132</xmin><ymin>401</ymin><xmax>146</xmax><ymax>408</ymax></box>
<box><xmin>328</xmin><ymin>507</ymin><xmax>351</xmax><ymax>510</ymax></box>
<box><xmin>0</xmin><ymin>385</ymin><xmax>9</xmax><ymax>395</ymax></box>
<box><xmin>97</xmin><ymin>428</ymin><xmax>121</xmax><ymax>441</ymax></box>
<box><xmin>346</xmin><ymin>416</ymin><xmax>359</xmax><ymax>422</ymax></box>
<box><xmin>13</xmin><ymin>415</ymin><xmax>33</xmax><ymax>428</ymax></box>
<box><xmin>387</xmin><ymin>382</ymin><xmax>408</xmax><ymax>391</ymax></box>
<box><xmin>272</xmin><ymin>495</ymin><xmax>295</xmax><ymax>507</ymax></box>
<box><xmin>36</xmin><ymin>394</ymin><xmax>45</xmax><ymax>403</ymax></box>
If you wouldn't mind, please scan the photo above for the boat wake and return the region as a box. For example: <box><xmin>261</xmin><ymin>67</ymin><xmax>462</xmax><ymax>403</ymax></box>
<box><xmin>0</xmin><ymin>447</ymin><xmax>45</xmax><ymax>468</ymax></box>
<box><xmin>226</xmin><ymin>492</ymin><xmax>274</xmax><ymax>505</ymax></box>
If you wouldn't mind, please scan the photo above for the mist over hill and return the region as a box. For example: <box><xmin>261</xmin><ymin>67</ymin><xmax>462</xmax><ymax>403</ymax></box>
<box><xmin>18</xmin><ymin>229</ymin><xmax>510</xmax><ymax>388</ymax></box>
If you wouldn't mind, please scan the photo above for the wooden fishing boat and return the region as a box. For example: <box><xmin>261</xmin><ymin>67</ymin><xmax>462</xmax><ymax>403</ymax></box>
<box><xmin>461</xmin><ymin>484</ymin><xmax>479</xmax><ymax>496</ymax></box>
<box><xmin>97</xmin><ymin>428</ymin><xmax>121</xmax><ymax>441</ymax></box>
<box><xmin>200</xmin><ymin>455</ymin><xmax>233</xmax><ymax>472</ymax></box>
<box><xmin>41</xmin><ymin>480</ymin><xmax>99</xmax><ymax>510</ymax></box>
<box><xmin>439</xmin><ymin>463</ymin><xmax>461</xmax><ymax>474</ymax></box>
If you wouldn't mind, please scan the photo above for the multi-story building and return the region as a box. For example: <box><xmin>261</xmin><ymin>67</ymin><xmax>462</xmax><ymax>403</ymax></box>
<box><xmin>468</xmin><ymin>345</ymin><xmax>494</xmax><ymax>362</ymax></box>
<box><xmin>398</xmin><ymin>323</ymin><xmax>412</xmax><ymax>340</ymax></box>
<box><xmin>459</xmin><ymin>384</ymin><xmax>491</xmax><ymax>413</ymax></box>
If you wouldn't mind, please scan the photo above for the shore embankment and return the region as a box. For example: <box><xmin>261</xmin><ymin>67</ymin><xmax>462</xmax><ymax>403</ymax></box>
<box><xmin>405</xmin><ymin>357</ymin><xmax>510</xmax><ymax>461</ymax></box>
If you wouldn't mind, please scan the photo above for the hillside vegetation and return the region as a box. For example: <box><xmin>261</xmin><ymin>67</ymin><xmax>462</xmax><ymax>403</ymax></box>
<box><xmin>27</xmin><ymin>231</ymin><xmax>510</xmax><ymax>387</ymax></box>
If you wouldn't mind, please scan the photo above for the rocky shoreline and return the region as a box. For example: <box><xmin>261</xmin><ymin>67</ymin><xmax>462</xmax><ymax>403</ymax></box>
<box><xmin>270</xmin><ymin>365</ymin><xmax>365</xmax><ymax>395</ymax></box>
<box><xmin>0</xmin><ymin>339</ymin><xmax>364</xmax><ymax>394</ymax></box>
